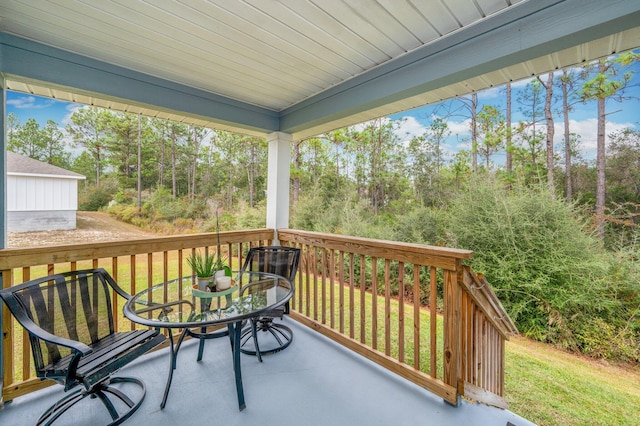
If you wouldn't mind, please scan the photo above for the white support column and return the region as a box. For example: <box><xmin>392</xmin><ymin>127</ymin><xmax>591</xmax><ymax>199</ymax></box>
<box><xmin>265</xmin><ymin>132</ymin><xmax>291</xmax><ymax>242</ymax></box>
<box><xmin>0</xmin><ymin>75</ymin><xmax>5</xmax><ymax>408</ymax></box>
<box><xmin>0</xmin><ymin>78</ymin><xmax>5</xmax><ymax>249</ymax></box>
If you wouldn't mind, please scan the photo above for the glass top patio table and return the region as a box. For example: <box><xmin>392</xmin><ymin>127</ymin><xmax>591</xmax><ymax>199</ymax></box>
<box><xmin>123</xmin><ymin>271</ymin><xmax>294</xmax><ymax>411</ymax></box>
<box><xmin>124</xmin><ymin>271</ymin><xmax>293</xmax><ymax>328</ymax></box>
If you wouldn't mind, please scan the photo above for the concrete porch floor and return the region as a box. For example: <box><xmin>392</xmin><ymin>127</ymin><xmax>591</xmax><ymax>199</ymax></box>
<box><xmin>0</xmin><ymin>319</ymin><xmax>535</xmax><ymax>426</ymax></box>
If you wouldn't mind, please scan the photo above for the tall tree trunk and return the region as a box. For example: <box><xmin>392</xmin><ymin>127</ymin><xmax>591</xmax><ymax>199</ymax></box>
<box><xmin>562</xmin><ymin>69</ymin><xmax>572</xmax><ymax>203</ymax></box>
<box><xmin>96</xmin><ymin>145</ymin><xmax>101</xmax><ymax>188</ymax></box>
<box><xmin>506</xmin><ymin>83</ymin><xmax>512</xmax><ymax>175</ymax></box>
<box><xmin>191</xmin><ymin>128</ymin><xmax>197</xmax><ymax>201</ymax></box>
<box><xmin>171</xmin><ymin>126</ymin><xmax>177</xmax><ymax>200</ymax></box>
<box><xmin>544</xmin><ymin>72</ymin><xmax>555</xmax><ymax>193</ymax></box>
<box><xmin>292</xmin><ymin>140</ymin><xmax>301</xmax><ymax>203</ymax></box>
<box><xmin>248</xmin><ymin>143</ymin><xmax>255</xmax><ymax>207</ymax></box>
<box><xmin>227</xmin><ymin>162</ymin><xmax>233</xmax><ymax>207</ymax></box>
<box><xmin>137</xmin><ymin>114</ymin><xmax>142</xmax><ymax>213</ymax></box>
<box><xmin>159</xmin><ymin>136</ymin><xmax>165</xmax><ymax>187</ymax></box>
<box><xmin>595</xmin><ymin>94</ymin><xmax>606</xmax><ymax>239</ymax></box>
<box><xmin>471</xmin><ymin>93</ymin><xmax>478</xmax><ymax>173</ymax></box>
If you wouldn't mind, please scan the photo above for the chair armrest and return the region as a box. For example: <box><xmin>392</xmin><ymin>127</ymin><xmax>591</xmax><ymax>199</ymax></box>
<box><xmin>4</xmin><ymin>304</ymin><xmax>92</xmax><ymax>355</ymax></box>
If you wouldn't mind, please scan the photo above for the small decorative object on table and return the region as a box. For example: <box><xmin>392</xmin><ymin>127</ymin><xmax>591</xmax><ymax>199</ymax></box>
<box><xmin>186</xmin><ymin>250</ymin><xmax>217</xmax><ymax>291</ymax></box>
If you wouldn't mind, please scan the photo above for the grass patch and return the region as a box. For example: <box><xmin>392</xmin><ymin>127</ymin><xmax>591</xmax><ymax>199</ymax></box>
<box><xmin>505</xmin><ymin>336</ymin><xmax>640</xmax><ymax>425</ymax></box>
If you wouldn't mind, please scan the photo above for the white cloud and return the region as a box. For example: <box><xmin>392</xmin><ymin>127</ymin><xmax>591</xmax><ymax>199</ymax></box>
<box><xmin>61</xmin><ymin>104</ymin><xmax>86</xmax><ymax>126</ymax></box>
<box><xmin>553</xmin><ymin>118</ymin><xmax>635</xmax><ymax>155</ymax></box>
<box><xmin>393</xmin><ymin>116</ymin><xmax>427</xmax><ymax>143</ymax></box>
<box><xmin>6</xmin><ymin>95</ymin><xmax>54</xmax><ymax>109</ymax></box>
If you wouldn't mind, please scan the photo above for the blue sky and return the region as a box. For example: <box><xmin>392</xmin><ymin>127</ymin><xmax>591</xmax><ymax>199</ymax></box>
<box><xmin>389</xmin><ymin>58</ymin><xmax>640</xmax><ymax>164</ymax></box>
<box><xmin>6</xmin><ymin>54</ymin><xmax>640</xmax><ymax>166</ymax></box>
<box><xmin>6</xmin><ymin>91</ymin><xmax>81</xmax><ymax>125</ymax></box>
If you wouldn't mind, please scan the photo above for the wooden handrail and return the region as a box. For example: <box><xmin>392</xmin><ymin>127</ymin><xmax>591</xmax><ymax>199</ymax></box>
<box><xmin>0</xmin><ymin>229</ymin><xmax>274</xmax><ymax>270</ymax></box>
<box><xmin>277</xmin><ymin>228</ymin><xmax>473</xmax><ymax>270</ymax></box>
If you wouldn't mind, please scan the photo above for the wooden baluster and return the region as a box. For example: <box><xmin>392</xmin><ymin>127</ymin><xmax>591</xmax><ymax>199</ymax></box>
<box><xmin>398</xmin><ymin>261</ymin><xmax>405</xmax><ymax>363</ymax></box>
<box><xmin>371</xmin><ymin>257</ymin><xmax>378</xmax><ymax>350</ymax></box>
<box><xmin>321</xmin><ymin>248</ymin><xmax>326</xmax><ymax>325</ymax></box>
<box><xmin>21</xmin><ymin>268</ymin><xmax>30</xmax><ymax>381</ymax></box>
<box><xmin>359</xmin><ymin>254</ymin><xmax>366</xmax><ymax>344</ymax></box>
<box><xmin>329</xmin><ymin>249</ymin><xmax>335</xmax><ymax>329</ymax></box>
<box><xmin>339</xmin><ymin>251</ymin><xmax>345</xmax><ymax>334</ymax></box>
<box><xmin>430</xmin><ymin>266</ymin><xmax>437</xmax><ymax>378</ymax></box>
<box><xmin>384</xmin><ymin>259</ymin><xmax>391</xmax><ymax>356</ymax></box>
<box><xmin>413</xmin><ymin>265</ymin><xmax>420</xmax><ymax>370</ymax></box>
<box><xmin>349</xmin><ymin>253</ymin><xmax>355</xmax><ymax>339</ymax></box>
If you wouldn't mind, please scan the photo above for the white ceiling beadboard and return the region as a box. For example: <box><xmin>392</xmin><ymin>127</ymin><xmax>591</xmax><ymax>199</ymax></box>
<box><xmin>1</xmin><ymin>0</ymin><xmax>639</xmax><ymax>139</ymax></box>
<box><xmin>1</xmin><ymin>0</ymin><xmax>522</xmax><ymax>110</ymax></box>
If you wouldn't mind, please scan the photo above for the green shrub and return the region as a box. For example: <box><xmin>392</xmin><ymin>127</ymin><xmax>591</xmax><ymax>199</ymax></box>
<box><xmin>78</xmin><ymin>185</ymin><xmax>114</xmax><ymax>211</ymax></box>
<box><xmin>108</xmin><ymin>204</ymin><xmax>139</xmax><ymax>223</ymax></box>
<box><xmin>444</xmin><ymin>178</ymin><xmax>637</xmax><ymax>358</ymax></box>
<box><xmin>575</xmin><ymin>317</ymin><xmax>639</xmax><ymax>363</ymax></box>
<box><xmin>234</xmin><ymin>201</ymin><xmax>266</xmax><ymax>230</ymax></box>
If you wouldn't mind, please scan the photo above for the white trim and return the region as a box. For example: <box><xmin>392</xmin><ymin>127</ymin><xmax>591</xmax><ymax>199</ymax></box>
<box><xmin>265</xmin><ymin>132</ymin><xmax>291</xmax><ymax>238</ymax></box>
<box><xmin>8</xmin><ymin>172</ymin><xmax>85</xmax><ymax>180</ymax></box>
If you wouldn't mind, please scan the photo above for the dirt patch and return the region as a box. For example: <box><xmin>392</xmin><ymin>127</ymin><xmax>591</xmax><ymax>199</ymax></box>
<box><xmin>7</xmin><ymin>211</ymin><xmax>158</xmax><ymax>248</ymax></box>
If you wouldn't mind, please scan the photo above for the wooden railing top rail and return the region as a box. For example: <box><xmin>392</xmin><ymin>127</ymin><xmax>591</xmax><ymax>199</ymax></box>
<box><xmin>461</xmin><ymin>266</ymin><xmax>518</xmax><ymax>339</ymax></box>
<box><xmin>277</xmin><ymin>229</ymin><xmax>473</xmax><ymax>271</ymax></box>
<box><xmin>0</xmin><ymin>228</ymin><xmax>274</xmax><ymax>270</ymax></box>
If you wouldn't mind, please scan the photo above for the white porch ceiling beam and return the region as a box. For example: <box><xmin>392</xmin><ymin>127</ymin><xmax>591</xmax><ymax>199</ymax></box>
<box><xmin>0</xmin><ymin>34</ymin><xmax>280</xmax><ymax>136</ymax></box>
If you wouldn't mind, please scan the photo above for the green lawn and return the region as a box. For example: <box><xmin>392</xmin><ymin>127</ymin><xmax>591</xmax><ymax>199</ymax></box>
<box><xmin>505</xmin><ymin>335</ymin><xmax>640</xmax><ymax>426</ymax></box>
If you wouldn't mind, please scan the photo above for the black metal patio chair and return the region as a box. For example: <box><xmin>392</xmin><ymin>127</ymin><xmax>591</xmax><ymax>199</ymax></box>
<box><xmin>239</xmin><ymin>246</ymin><xmax>300</xmax><ymax>361</ymax></box>
<box><xmin>0</xmin><ymin>268</ymin><xmax>166</xmax><ymax>425</ymax></box>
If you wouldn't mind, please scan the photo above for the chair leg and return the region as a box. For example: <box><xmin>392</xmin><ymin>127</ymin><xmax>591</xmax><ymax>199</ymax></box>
<box><xmin>239</xmin><ymin>318</ymin><xmax>293</xmax><ymax>357</ymax></box>
<box><xmin>38</xmin><ymin>388</ymin><xmax>85</xmax><ymax>426</ymax></box>
<box><xmin>37</xmin><ymin>377</ymin><xmax>146</xmax><ymax>426</ymax></box>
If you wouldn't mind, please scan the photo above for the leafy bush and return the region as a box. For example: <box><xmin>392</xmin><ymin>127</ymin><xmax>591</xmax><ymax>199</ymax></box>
<box><xmin>445</xmin><ymin>178</ymin><xmax>638</xmax><ymax>359</ymax></box>
<box><xmin>234</xmin><ymin>201</ymin><xmax>266</xmax><ymax>230</ymax></box>
<box><xmin>78</xmin><ymin>184</ymin><xmax>115</xmax><ymax>211</ymax></box>
<box><xmin>108</xmin><ymin>204</ymin><xmax>140</xmax><ymax>223</ymax></box>
<box><xmin>575</xmin><ymin>317</ymin><xmax>639</xmax><ymax>363</ymax></box>
<box><xmin>392</xmin><ymin>206</ymin><xmax>447</xmax><ymax>245</ymax></box>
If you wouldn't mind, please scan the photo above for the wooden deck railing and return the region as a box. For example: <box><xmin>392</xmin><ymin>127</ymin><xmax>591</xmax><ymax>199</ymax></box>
<box><xmin>1</xmin><ymin>227</ymin><xmax>517</xmax><ymax>408</ymax></box>
<box><xmin>0</xmin><ymin>229</ymin><xmax>273</xmax><ymax>402</ymax></box>
<box><xmin>277</xmin><ymin>229</ymin><xmax>517</xmax><ymax>407</ymax></box>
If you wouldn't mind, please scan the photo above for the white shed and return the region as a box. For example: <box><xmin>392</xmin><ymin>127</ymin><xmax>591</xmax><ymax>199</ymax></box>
<box><xmin>7</xmin><ymin>151</ymin><xmax>86</xmax><ymax>232</ymax></box>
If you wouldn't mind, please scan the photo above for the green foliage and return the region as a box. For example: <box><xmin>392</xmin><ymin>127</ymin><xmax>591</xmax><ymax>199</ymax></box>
<box><xmin>575</xmin><ymin>317</ymin><xmax>639</xmax><ymax>363</ymax></box>
<box><xmin>445</xmin><ymin>178</ymin><xmax>638</xmax><ymax>359</ymax></box>
<box><xmin>108</xmin><ymin>204</ymin><xmax>140</xmax><ymax>223</ymax></box>
<box><xmin>78</xmin><ymin>182</ymin><xmax>115</xmax><ymax>211</ymax></box>
<box><xmin>186</xmin><ymin>250</ymin><xmax>218</xmax><ymax>278</ymax></box>
<box><xmin>392</xmin><ymin>206</ymin><xmax>447</xmax><ymax>246</ymax></box>
<box><xmin>234</xmin><ymin>201</ymin><xmax>266</xmax><ymax>230</ymax></box>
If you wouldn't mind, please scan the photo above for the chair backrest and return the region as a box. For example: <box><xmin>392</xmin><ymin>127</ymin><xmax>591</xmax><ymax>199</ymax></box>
<box><xmin>0</xmin><ymin>268</ymin><xmax>127</xmax><ymax>375</ymax></box>
<box><xmin>241</xmin><ymin>246</ymin><xmax>301</xmax><ymax>284</ymax></box>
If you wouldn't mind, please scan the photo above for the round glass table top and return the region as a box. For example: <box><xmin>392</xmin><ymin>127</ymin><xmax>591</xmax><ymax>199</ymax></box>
<box><xmin>123</xmin><ymin>271</ymin><xmax>293</xmax><ymax>328</ymax></box>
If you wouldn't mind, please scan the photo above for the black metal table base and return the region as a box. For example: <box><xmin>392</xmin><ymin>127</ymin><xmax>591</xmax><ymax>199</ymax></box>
<box><xmin>159</xmin><ymin>320</ymin><xmax>245</xmax><ymax>411</ymax></box>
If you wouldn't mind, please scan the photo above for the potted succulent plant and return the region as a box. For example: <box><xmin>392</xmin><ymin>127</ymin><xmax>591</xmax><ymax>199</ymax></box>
<box><xmin>187</xmin><ymin>250</ymin><xmax>217</xmax><ymax>291</ymax></box>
